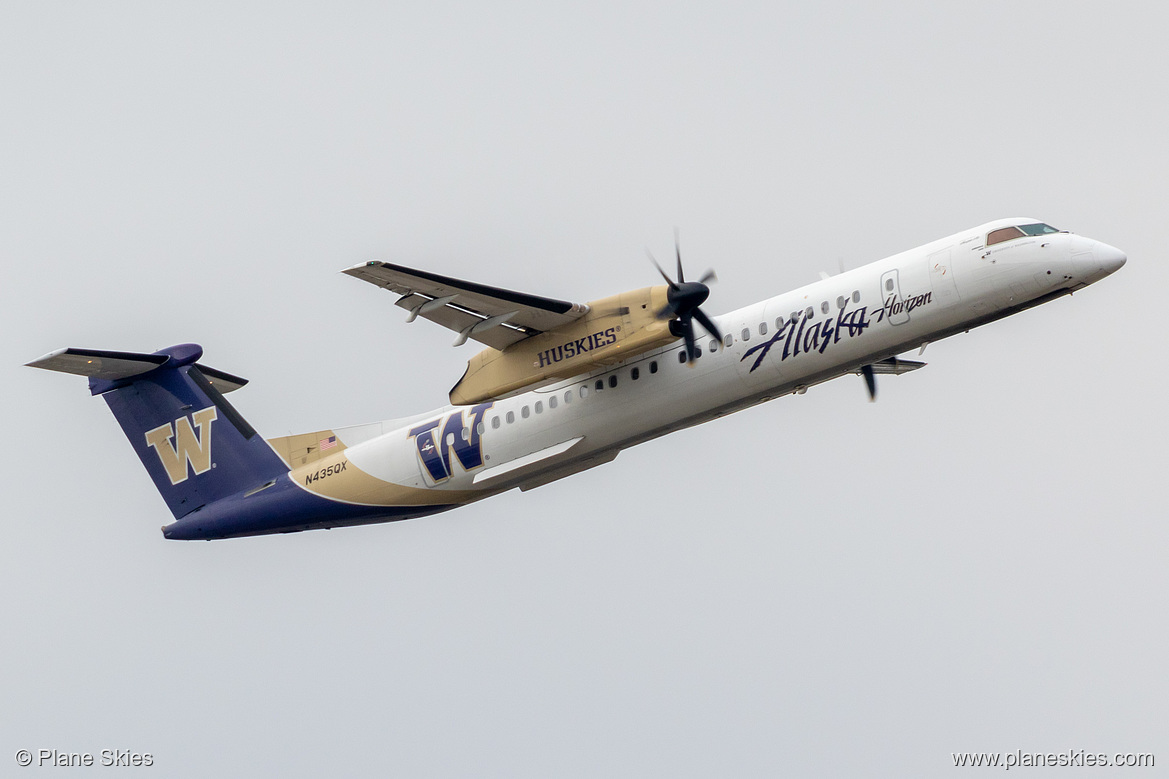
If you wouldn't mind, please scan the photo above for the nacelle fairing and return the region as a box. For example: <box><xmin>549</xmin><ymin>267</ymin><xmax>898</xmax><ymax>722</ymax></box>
<box><xmin>450</xmin><ymin>286</ymin><xmax>674</xmax><ymax>404</ymax></box>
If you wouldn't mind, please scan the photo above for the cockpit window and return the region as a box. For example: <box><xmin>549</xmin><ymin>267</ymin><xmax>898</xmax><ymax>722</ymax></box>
<box><xmin>1018</xmin><ymin>223</ymin><xmax>1060</xmax><ymax>236</ymax></box>
<box><xmin>987</xmin><ymin>226</ymin><xmax>1025</xmax><ymax>245</ymax></box>
<box><xmin>988</xmin><ymin>223</ymin><xmax>1061</xmax><ymax>246</ymax></box>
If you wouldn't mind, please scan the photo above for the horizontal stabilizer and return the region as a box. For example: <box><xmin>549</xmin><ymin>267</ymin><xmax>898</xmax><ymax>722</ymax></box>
<box><xmin>26</xmin><ymin>347</ymin><xmax>167</xmax><ymax>381</ymax></box>
<box><xmin>193</xmin><ymin>365</ymin><xmax>248</xmax><ymax>393</ymax></box>
<box><xmin>26</xmin><ymin>342</ymin><xmax>285</xmax><ymax>522</ymax></box>
<box><xmin>27</xmin><ymin>347</ymin><xmax>248</xmax><ymax>393</ymax></box>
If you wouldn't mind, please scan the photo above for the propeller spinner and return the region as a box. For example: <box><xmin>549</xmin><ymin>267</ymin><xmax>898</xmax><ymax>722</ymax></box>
<box><xmin>648</xmin><ymin>233</ymin><xmax>722</xmax><ymax>362</ymax></box>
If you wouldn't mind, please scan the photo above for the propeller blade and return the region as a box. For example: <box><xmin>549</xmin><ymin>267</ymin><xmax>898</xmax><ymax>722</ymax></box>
<box><xmin>681</xmin><ymin>317</ymin><xmax>697</xmax><ymax>362</ymax></box>
<box><xmin>860</xmin><ymin>364</ymin><xmax>877</xmax><ymax>401</ymax></box>
<box><xmin>674</xmin><ymin>229</ymin><xmax>685</xmax><ymax>284</ymax></box>
<box><xmin>647</xmin><ymin>250</ymin><xmax>677</xmax><ymax>289</ymax></box>
<box><xmin>698</xmin><ymin>269</ymin><xmax>718</xmax><ymax>285</ymax></box>
<box><xmin>692</xmin><ymin>307</ymin><xmax>722</xmax><ymax>344</ymax></box>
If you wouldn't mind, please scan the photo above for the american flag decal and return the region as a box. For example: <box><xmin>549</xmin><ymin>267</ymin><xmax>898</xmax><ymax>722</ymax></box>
<box><xmin>319</xmin><ymin>435</ymin><xmax>337</xmax><ymax>451</ymax></box>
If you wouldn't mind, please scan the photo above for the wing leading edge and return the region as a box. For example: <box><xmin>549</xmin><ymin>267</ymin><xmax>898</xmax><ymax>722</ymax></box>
<box><xmin>343</xmin><ymin>261</ymin><xmax>589</xmax><ymax>349</ymax></box>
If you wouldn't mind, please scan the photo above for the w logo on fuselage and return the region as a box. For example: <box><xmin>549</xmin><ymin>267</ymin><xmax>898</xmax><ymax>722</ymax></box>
<box><xmin>144</xmin><ymin>407</ymin><xmax>218</xmax><ymax>485</ymax></box>
<box><xmin>408</xmin><ymin>402</ymin><xmax>493</xmax><ymax>484</ymax></box>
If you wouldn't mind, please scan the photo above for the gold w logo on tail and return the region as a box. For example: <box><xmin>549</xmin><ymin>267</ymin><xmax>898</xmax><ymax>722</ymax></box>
<box><xmin>144</xmin><ymin>407</ymin><xmax>218</xmax><ymax>485</ymax></box>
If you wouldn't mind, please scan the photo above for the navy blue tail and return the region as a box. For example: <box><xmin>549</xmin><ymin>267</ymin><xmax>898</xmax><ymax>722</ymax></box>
<box><xmin>87</xmin><ymin>344</ymin><xmax>289</xmax><ymax>519</ymax></box>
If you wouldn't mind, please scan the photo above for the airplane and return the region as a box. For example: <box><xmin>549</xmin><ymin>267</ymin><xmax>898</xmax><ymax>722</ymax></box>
<box><xmin>27</xmin><ymin>218</ymin><xmax>1125</xmax><ymax>540</ymax></box>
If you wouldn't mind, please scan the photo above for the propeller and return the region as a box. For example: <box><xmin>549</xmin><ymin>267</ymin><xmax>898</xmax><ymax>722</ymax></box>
<box><xmin>860</xmin><ymin>364</ymin><xmax>877</xmax><ymax>401</ymax></box>
<box><xmin>647</xmin><ymin>231</ymin><xmax>721</xmax><ymax>362</ymax></box>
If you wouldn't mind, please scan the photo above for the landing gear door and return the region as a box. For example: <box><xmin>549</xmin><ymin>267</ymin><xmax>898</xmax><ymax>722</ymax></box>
<box><xmin>879</xmin><ymin>269</ymin><xmax>911</xmax><ymax>326</ymax></box>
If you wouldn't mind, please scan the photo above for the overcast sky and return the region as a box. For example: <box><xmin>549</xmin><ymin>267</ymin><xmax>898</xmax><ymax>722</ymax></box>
<box><xmin>3</xmin><ymin>2</ymin><xmax>1166</xmax><ymax>776</ymax></box>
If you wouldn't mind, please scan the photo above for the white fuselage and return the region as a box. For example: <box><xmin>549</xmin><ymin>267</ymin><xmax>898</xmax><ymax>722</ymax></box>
<box><xmin>305</xmin><ymin>219</ymin><xmax>1125</xmax><ymax>508</ymax></box>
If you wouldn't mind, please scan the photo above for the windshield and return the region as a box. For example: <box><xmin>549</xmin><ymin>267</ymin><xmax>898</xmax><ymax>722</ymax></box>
<box><xmin>987</xmin><ymin>226</ymin><xmax>1024</xmax><ymax>246</ymax></box>
<box><xmin>1019</xmin><ymin>223</ymin><xmax>1060</xmax><ymax>236</ymax></box>
<box><xmin>987</xmin><ymin>222</ymin><xmax>1061</xmax><ymax>246</ymax></box>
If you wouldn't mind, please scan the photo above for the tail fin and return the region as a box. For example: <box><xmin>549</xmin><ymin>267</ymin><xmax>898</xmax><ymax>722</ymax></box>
<box><xmin>27</xmin><ymin>343</ymin><xmax>289</xmax><ymax>519</ymax></box>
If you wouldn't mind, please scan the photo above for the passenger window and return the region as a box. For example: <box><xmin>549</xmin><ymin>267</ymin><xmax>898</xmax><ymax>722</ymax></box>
<box><xmin>759</xmin><ymin>322</ymin><xmax>767</xmax><ymax>336</ymax></box>
<box><xmin>506</xmin><ymin>411</ymin><xmax>515</xmax><ymax>424</ymax></box>
<box><xmin>790</xmin><ymin>311</ymin><xmax>798</xmax><ymax>322</ymax></box>
<box><xmin>521</xmin><ymin>406</ymin><xmax>530</xmax><ymax>419</ymax></box>
<box><xmin>476</xmin><ymin>422</ymin><xmax>485</xmax><ymax>436</ymax></box>
<box><xmin>837</xmin><ymin>295</ymin><xmax>845</xmax><ymax>309</ymax></box>
<box><xmin>631</xmin><ymin>367</ymin><xmax>640</xmax><ymax>380</ymax></box>
<box><xmin>821</xmin><ymin>301</ymin><xmax>829</xmax><ymax>314</ymax></box>
<box><xmin>534</xmin><ymin>401</ymin><xmax>543</xmax><ymax>414</ymax></box>
<box><xmin>595</xmin><ymin>379</ymin><xmax>604</xmax><ymax>391</ymax></box>
<box><xmin>987</xmin><ymin>226</ymin><xmax>1025</xmax><ymax>245</ymax></box>
<box><xmin>580</xmin><ymin>385</ymin><xmax>589</xmax><ymax>398</ymax></box>
<box><xmin>565</xmin><ymin>390</ymin><xmax>572</xmax><ymax>403</ymax></box>
<box><xmin>852</xmin><ymin>290</ymin><xmax>860</xmax><ymax>303</ymax></box>
<box><xmin>805</xmin><ymin>306</ymin><xmax>814</xmax><ymax>319</ymax></box>
<box><xmin>709</xmin><ymin>339</ymin><xmax>718</xmax><ymax>353</ymax></box>
<box><xmin>885</xmin><ymin>278</ymin><xmax>894</xmax><ymax>291</ymax></box>
<box><xmin>460</xmin><ymin>427</ymin><xmax>470</xmax><ymax>441</ymax></box>
<box><xmin>491</xmin><ymin>416</ymin><xmax>500</xmax><ymax>430</ymax></box>
<box><xmin>775</xmin><ymin>316</ymin><xmax>785</xmax><ymax>330</ymax></box>
<box><xmin>608</xmin><ymin>374</ymin><xmax>617</xmax><ymax>388</ymax></box>
<box><xmin>723</xmin><ymin>334</ymin><xmax>733</xmax><ymax>348</ymax></box>
<box><xmin>741</xmin><ymin>327</ymin><xmax>750</xmax><ymax>341</ymax></box>
<box><xmin>678</xmin><ymin>350</ymin><xmax>687</xmax><ymax>363</ymax></box>
<box><xmin>649</xmin><ymin>361</ymin><xmax>658</xmax><ymax>374</ymax></box>
<box><xmin>549</xmin><ymin>395</ymin><xmax>558</xmax><ymax>409</ymax></box>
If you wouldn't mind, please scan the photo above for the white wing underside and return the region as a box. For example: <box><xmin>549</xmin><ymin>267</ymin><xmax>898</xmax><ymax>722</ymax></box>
<box><xmin>343</xmin><ymin>261</ymin><xmax>589</xmax><ymax>349</ymax></box>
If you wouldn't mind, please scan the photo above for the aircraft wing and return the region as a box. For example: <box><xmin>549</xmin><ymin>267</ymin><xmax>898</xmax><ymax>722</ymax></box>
<box><xmin>864</xmin><ymin>356</ymin><xmax>926</xmax><ymax>374</ymax></box>
<box><xmin>343</xmin><ymin>261</ymin><xmax>590</xmax><ymax>349</ymax></box>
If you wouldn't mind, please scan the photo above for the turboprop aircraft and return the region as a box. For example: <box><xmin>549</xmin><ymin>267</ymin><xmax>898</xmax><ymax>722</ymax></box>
<box><xmin>27</xmin><ymin>218</ymin><xmax>1125</xmax><ymax>540</ymax></box>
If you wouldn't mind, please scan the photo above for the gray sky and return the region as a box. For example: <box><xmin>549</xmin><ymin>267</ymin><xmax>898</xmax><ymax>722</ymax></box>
<box><xmin>3</xmin><ymin>2</ymin><xmax>1166</xmax><ymax>776</ymax></box>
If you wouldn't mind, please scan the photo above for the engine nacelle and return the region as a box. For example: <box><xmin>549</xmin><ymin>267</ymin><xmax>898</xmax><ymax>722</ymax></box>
<box><xmin>449</xmin><ymin>286</ymin><xmax>675</xmax><ymax>405</ymax></box>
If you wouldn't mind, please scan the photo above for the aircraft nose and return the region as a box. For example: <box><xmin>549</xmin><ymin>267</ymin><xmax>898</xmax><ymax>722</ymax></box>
<box><xmin>1094</xmin><ymin>241</ymin><xmax>1127</xmax><ymax>276</ymax></box>
<box><xmin>1071</xmin><ymin>239</ymin><xmax>1127</xmax><ymax>283</ymax></box>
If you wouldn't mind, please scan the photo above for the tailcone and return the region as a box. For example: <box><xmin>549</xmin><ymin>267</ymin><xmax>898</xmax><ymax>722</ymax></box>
<box><xmin>159</xmin><ymin>476</ymin><xmax>453</xmax><ymax>540</ymax></box>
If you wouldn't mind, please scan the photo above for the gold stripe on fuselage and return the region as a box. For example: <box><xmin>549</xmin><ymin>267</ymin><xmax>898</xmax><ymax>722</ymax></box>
<box><xmin>289</xmin><ymin>449</ymin><xmax>481</xmax><ymax>507</ymax></box>
<box><xmin>268</xmin><ymin>429</ymin><xmax>348</xmax><ymax>468</ymax></box>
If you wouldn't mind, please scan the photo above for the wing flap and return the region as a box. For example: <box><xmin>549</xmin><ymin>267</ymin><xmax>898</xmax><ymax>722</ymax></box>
<box><xmin>395</xmin><ymin>292</ymin><xmax>523</xmax><ymax>350</ymax></box>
